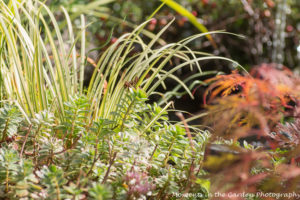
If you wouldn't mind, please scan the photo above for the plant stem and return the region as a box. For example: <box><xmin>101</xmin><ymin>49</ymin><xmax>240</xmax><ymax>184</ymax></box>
<box><xmin>149</xmin><ymin>144</ymin><xmax>158</xmax><ymax>161</ymax></box>
<box><xmin>180</xmin><ymin>159</ymin><xmax>195</xmax><ymax>200</ymax></box>
<box><xmin>102</xmin><ymin>152</ymin><xmax>117</xmax><ymax>184</ymax></box>
<box><xmin>20</xmin><ymin>124</ymin><xmax>32</xmax><ymax>158</ymax></box>
<box><xmin>54</xmin><ymin>178</ymin><xmax>61</xmax><ymax>200</ymax></box>
<box><xmin>120</xmin><ymin>99</ymin><xmax>135</xmax><ymax>132</ymax></box>
<box><xmin>163</xmin><ymin>139</ymin><xmax>174</xmax><ymax>167</ymax></box>
<box><xmin>33</xmin><ymin>125</ymin><xmax>41</xmax><ymax>166</ymax></box>
<box><xmin>5</xmin><ymin>168</ymin><xmax>9</xmax><ymax>193</ymax></box>
<box><xmin>87</xmin><ymin>137</ymin><xmax>101</xmax><ymax>176</ymax></box>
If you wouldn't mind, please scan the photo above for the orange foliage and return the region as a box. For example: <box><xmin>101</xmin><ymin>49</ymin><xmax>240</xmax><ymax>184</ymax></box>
<box><xmin>203</xmin><ymin>65</ymin><xmax>300</xmax><ymax>141</ymax></box>
<box><xmin>202</xmin><ymin>64</ymin><xmax>300</xmax><ymax>196</ymax></box>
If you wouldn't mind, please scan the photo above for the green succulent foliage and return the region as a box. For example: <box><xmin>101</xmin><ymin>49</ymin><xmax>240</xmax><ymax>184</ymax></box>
<box><xmin>38</xmin><ymin>165</ymin><xmax>69</xmax><ymax>200</ymax></box>
<box><xmin>88</xmin><ymin>183</ymin><xmax>112</xmax><ymax>200</ymax></box>
<box><xmin>0</xmin><ymin>148</ymin><xmax>39</xmax><ymax>199</ymax></box>
<box><xmin>111</xmin><ymin>87</ymin><xmax>168</xmax><ymax>134</ymax></box>
<box><xmin>0</xmin><ymin>88</ymin><xmax>211</xmax><ymax>199</ymax></box>
<box><xmin>0</xmin><ymin>105</ymin><xmax>22</xmax><ymax>142</ymax></box>
<box><xmin>58</xmin><ymin>95</ymin><xmax>90</xmax><ymax>147</ymax></box>
<box><xmin>147</xmin><ymin>124</ymin><xmax>209</xmax><ymax>197</ymax></box>
<box><xmin>0</xmin><ymin>148</ymin><xmax>20</xmax><ymax>196</ymax></box>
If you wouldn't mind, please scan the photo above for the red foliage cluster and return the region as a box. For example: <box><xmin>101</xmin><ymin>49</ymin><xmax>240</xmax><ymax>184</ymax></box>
<box><xmin>203</xmin><ymin>64</ymin><xmax>300</xmax><ymax>142</ymax></box>
<box><xmin>202</xmin><ymin>64</ymin><xmax>300</xmax><ymax>197</ymax></box>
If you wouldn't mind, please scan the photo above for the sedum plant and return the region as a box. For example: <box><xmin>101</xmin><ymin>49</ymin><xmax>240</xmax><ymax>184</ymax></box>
<box><xmin>0</xmin><ymin>92</ymin><xmax>211</xmax><ymax>199</ymax></box>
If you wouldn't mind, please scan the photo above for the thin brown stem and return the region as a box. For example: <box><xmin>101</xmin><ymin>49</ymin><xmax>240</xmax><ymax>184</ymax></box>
<box><xmin>120</xmin><ymin>99</ymin><xmax>135</xmax><ymax>132</ymax></box>
<box><xmin>20</xmin><ymin>124</ymin><xmax>32</xmax><ymax>158</ymax></box>
<box><xmin>53</xmin><ymin>135</ymin><xmax>82</xmax><ymax>155</ymax></box>
<box><xmin>87</xmin><ymin>138</ymin><xmax>102</xmax><ymax>176</ymax></box>
<box><xmin>102</xmin><ymin>152</ymin><xmax>117</xmax><ymax>184</ymax></box>
<box><xmin>149</xmin><ymin>144</ymin><xmax>158</xmax><ymax>161</ymax></box>
<box><xmin>180</xmin><ymin>159</ymin><xmax>196</xmax><ymax>200</ymax></box>
<box><xmin>175</xmin><ymin>112</ymin><xmax>195</xmax><ymax>154</ymax></box>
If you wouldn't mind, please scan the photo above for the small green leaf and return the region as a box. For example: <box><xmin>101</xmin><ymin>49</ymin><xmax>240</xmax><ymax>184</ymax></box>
<box><xmin>161</xmin><ymin>0</ymin><xmax>216</xmax><ymax>48</ymax></box>
<box><xmin>196</xmin><ymin>178</ymin><xmax>210</xmax><ymax>192</ymax></box>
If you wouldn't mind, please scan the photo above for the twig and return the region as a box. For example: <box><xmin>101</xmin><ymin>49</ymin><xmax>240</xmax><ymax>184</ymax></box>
<box><xmin>120</xmin><ymin>99</ymin><xmax>135</xmax><ymax>132</ymax></box>
<box><xmin>180</xmin><ymin>159</ymin><xmax>196</xmax><ymax>200</ymax></box>
<box><xmin>176</xmin><ymin>112</ymin><xmax>197</xmax><ymax>198</ymax></box>
<box><xmin>175</xmin><ymin>112</ymin><xmax>195</xmax><ymax>153</ymax></box>
<box><xmin>76</xmin><ymin>169</ymin><xmax>83</xmax><ymax>186</ymax></box>
<box><xmin>87</xmin><ymin>138</ymin><xmax>102</xmax><ymax>176</ymax></box>
<box><xmin>102</xmin><ymin>152</ymin><xmax>117</xmax><ymax>184</ymax></box>
<box><xmin>53</xmin><ymin>135</ymin><xmax>82</xmax><ymax>155</ymax></box>
<box><xmin>149</xmin><ymin>144</ymin><xmax>158</xmax><ymax>161</ymax></box>
<box><xmin>20</xmin><ymin>124</ymin><xmax>32</xmax><ymax>158</ymax></box>
<box><xmin>240</xmin><ymin>0</ymin><xmax>254</xmax><ymax>16</ymax></box>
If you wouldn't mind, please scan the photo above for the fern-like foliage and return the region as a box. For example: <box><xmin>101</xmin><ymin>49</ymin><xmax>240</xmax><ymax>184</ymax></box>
<box><xmin>111</xmin><ymin>87</ymin><xmax>169</xmax><ymax>134</ymax></box>
<box><xmin>58</xmin><ymin>95</ymin><xmax>90</xmax><ymax>148</ymax></box>
<box><xmin>0</xmin><ymin>105</ymin><xmax>22</xmax><ymax>144</ymax></box>
<box><xmin>0</xmin><ymin>87</ymin><xmax>210</xmax><ymax>199</ymax></box>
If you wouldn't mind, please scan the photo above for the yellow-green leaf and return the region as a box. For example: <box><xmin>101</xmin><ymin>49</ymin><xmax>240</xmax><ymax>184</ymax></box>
<box><xmin>161</xmin><ymin>0</ymin><xmax>217</xmax><ymax>48</ymax></box>
<box><xmin>196</xmin><ymin>178</ymin><xmax>211</xmax><ymax>192</ymax></box>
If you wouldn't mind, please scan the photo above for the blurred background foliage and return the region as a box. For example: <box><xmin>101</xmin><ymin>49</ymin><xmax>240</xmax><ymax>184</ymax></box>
<box><xmin>49</xmin><ymin>0</ymin><xmax>300</xmax><ymax>71</ymax></box>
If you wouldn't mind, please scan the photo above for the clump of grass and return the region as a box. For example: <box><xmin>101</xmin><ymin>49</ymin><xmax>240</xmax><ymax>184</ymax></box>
<box><xmin>0</xmin><ymin>0</ymin><xmax>241</xmax><ymax>199</ymax></box>
<box><xmin>0</xmin><ymin>0</ymin><xmax>239</xmax><ymax>121</ymax></box>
